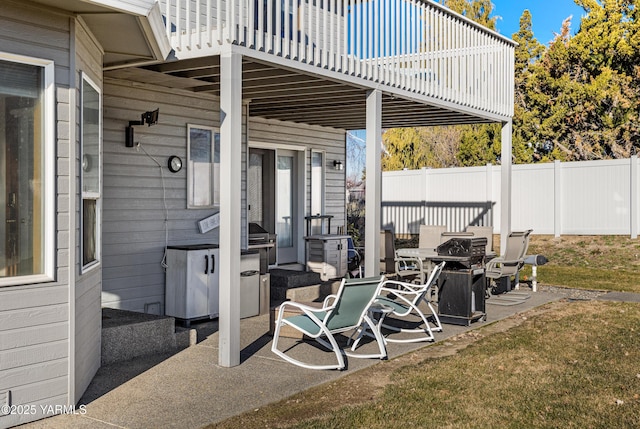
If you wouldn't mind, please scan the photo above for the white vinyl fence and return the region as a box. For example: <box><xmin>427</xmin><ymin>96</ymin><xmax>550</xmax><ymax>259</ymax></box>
<box><xmin>382</xmin><ymin>157</ymin><xmax>640</xmax><ymax>238</ymax></box>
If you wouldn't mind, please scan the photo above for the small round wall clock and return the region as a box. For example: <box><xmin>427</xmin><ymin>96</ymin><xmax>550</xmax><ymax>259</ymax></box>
<box><xmin>168</xmin><ymin>155</ymin><xmax>182</xmax><ymax>173</ymax></box>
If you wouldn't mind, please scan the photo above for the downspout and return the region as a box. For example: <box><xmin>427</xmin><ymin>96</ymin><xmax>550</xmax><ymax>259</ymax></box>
<box><xmin>67</xmin><ymin>16</ymin><xmax>78</xmax><ymax>405</ymax></box>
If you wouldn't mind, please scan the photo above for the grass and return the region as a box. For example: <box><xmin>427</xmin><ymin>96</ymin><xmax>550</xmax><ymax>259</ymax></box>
<box><xmin>291</xmin><ymin>301</ymin><xmax>640</xmax><ymax>429</ymax></box>
<box><xmin>209</xmin><ymin>235</ymin><xmax>640</xmax><ymax>429</ymax></box>
<box><xmin>523</xmin><ymin>235</ymin><xmax>640</xmax><ymax>292</ymax></box>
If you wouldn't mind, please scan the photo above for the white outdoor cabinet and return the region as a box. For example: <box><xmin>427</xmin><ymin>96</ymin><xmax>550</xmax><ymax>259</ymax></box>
<box><xmin>305</xmin><ymin>235</ymin><xmax>350</xmax><ymax>281</ymax></box>
<box><xmin>165</xmin><ymin>244</ymin><xmax>220</xmax><ymax>324</ymax></box>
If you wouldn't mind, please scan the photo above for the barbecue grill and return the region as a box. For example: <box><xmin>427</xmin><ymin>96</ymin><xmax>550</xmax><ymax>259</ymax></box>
<box><xmin>433</xmin><ymin>236</ymin><xmax>488</xmax><ymax>326</ymax></box>
<box><xmin>436</xmin><ymin>237</ymin><xmax>487</xmax><ymax>267</ymax></box>
<box><xmin>248</xmin><ymin>222</ymin><xmax>276</xmax><ymax>274</ymax></box>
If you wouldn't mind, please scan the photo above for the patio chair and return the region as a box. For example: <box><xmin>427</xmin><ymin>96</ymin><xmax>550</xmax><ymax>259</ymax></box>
<box><xmin>465</xmin><ymin>225</ymin><xmax>495</xmax><ymax>259</ymax></box>
<box><xmin>485</xmin><ymin>229</ymin><xmax>533</xmax><ymax>293</ymax></box>
<box><xmin>418</xmin><ymin>224</ymin><xmax>447</xmax><ymax>250</ymax></box>
<box><xmin>374</xmin><ymin>261</ymin><xmax>446</xmax><ymax>343</ymax></box>
<box><xmin>347</xmin><ymin>236</ymin><xmax>362</xmax><ymax>277</ymax></box>
<box><xmin>380</xmin><ymin>228</ymin><xmax>396</xmax><ymax>274</ymax></box>
<box><xmin>271</xmin><ymin>276</ymin><xmax>387</xmax><ymax>370</ymax></box>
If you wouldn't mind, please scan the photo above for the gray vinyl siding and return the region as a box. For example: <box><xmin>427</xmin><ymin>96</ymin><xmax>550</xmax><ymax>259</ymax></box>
<box><xmin>73</xmin><ymin>19</ymin><xmax>103</xmax><ymax>402</ymax></box>
<box><xmin>0</xmin><ymin>2</ymin><xmax>72</xmax><ymax>428</ymax></box>
<box><xmin>248</xmin><ymin>116</ymin><xmax>347</xmax><ymax>232</ymax></box>
<box><xmin>102</xmin><ymin>79</ymin><xmax>249</xmax><ymax>313</ymax></box>
<box><xmin>102</xmin><ymin>79</ymin><xmax>345</xmax><ymax>312</ymax></box>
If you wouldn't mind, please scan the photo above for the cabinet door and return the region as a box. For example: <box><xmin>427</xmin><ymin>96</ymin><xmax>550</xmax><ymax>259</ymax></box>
<box><xmin>186</xmin><ymin>249</ymin><xmax>210</xmax><ymax>318</ymax></box>
<box><xmin>208</xmin><ymin>249</ymin><xmax>220</xmax><ymax>317</ymax></box>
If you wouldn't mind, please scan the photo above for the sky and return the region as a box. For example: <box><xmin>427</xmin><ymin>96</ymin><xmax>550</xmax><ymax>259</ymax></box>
<box><xmin>490</xmin><ymin>0</ymin><xmax>587</xmax><ymax>44</ymax></box>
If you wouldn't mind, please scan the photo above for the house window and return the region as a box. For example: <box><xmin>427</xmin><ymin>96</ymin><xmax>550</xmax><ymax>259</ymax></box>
<box><xmin>81</xmin><ymin>73</ymin><xmax>101</xmax><ymax>271</ymax></box>
<box><xmin>0</xmin><ymin>54</ymin><xmax>54</xmax><ymax>286</ymax></box>
<box><xmin>310</xmin><ymin>151</ymin><xmax>325</xmax><ymax>234</ymax></box>
<box><xmin>187</xmin><ymin>124</ymin><xmax>220</xmax><ymax>208</ymax></box>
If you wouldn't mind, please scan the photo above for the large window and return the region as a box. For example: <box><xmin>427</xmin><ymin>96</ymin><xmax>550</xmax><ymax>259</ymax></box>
<box><xmin>0</xmin><ymin>54</ymin><xmax>54</xmax><ymax>286</ymax></box>
<box><xmin>187</xmin><ymin>124</ymin><xmax>220</xmax><ymax>208</ymax></box>
<box><xmin>81</xmin><ymin>74</ymin><xmax>101</xmax><ymax>271</ymax></box>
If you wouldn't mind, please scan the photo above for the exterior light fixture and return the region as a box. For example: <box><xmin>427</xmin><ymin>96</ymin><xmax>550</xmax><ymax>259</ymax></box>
<box><xmin>125</xmin><ymin>108</ymin><xmax>159</xmax><ymax>147</ymax></box>
<box><xmin>333</xmin><ymin>160</ymin><xmax>344</xmax><ymax>171</ymax></box>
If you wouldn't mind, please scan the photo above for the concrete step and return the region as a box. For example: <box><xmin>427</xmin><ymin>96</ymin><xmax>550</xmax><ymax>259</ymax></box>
<box><xmin>101</xmin><ymin>308</ymin><xmax>196</xmax><ymax>365</ymax></box>
<box><xmin>284</xmin><ymin>280</ymin><xmax>341</xmax><ymax>302</ymax></box>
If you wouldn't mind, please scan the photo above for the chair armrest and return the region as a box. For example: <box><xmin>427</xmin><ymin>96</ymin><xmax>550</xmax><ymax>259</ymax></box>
<box><xmin>381</xmin><ymin>279</ymin><xmax>423</xmax><ymax>293</ymax></box>
<box><xmin>276</xmin><ymin>300</ymin><xmax>330</xmax><ymax>327</ymax></box>
<box><xmin>277</xmin><ymin>300</ymin><xmax>330</xmax><ymax>318</ymax></box>
<box><xmin>323</xmin><ymin>294</ymin><xmax>338</xmax><ymax>307</ymax></box>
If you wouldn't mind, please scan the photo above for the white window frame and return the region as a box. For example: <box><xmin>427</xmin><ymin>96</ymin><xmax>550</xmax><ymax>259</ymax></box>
<box><xmin>310</xmin><ymin>150</ymin><xmax>325</xmax><ymax>216</ymax></box>
<box><xmin>187</xmin><ymin>124</ymin><xmax>220</xmax><ymax>209</ymax></box>
<box><xmin>80</xmin><ymin>72</ymin><xmax>102</xmax><ymax>273</ymax></box>
<box><xmin>0</xmin><ymin>52</ymin><xmax>55</xmax><ymax>287</ymax></box>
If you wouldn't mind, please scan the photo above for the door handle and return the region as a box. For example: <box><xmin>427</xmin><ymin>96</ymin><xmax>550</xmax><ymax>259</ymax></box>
<box><xmin>210</xmin><ymin>254</ymin><xmax>215</xmax><ymax>274</ymax></box>
<box><xmin>205</xmin><ymin>255</ymin><xmax>209</xmax><ymax>274</ymax></box>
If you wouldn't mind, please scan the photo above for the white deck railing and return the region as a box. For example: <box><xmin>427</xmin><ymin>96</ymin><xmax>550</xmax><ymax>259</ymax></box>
<box><xmin>160</xmin><ymin>0</ymin><xmax>515</xmax><ymax>117</ymax></box>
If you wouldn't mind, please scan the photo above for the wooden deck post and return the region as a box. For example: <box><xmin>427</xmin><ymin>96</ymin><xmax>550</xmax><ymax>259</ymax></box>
<box><xmin>219</xmin><ymin>47</ymin><xmax>242</xmax><ymax>367</ymax></box>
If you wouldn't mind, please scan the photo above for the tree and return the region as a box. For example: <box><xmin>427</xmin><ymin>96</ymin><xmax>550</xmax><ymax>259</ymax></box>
<box><xmin>381</xmin><ymin>126</ymin><xmax>465</xmax><ymax>171</ymax></box>
<box><xmin>440</xmin><ymin>0</ymin><xmax>497</xmax><ymax>29</ymax></box>
<box><xmin>511</xmin><ymin>10</ymin><xmax>549</xmax><ymax>162</ymax></box>
<box><xmin>523</xmin><ymin>2</ymin><xmax>640</xmax><ymax>160</ymax></box>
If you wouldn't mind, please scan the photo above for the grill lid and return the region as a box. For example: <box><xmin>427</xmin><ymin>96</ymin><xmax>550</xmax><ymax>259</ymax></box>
<box><xmin>437</xmin><ymin>237</ymin><xmax>487</xmax><ymax>258</ymax></box>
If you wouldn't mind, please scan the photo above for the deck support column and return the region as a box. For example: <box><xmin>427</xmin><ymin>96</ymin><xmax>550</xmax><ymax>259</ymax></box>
<box><xmin>364</xmin><ymin>89</ymin><xmax>382</xmax><ymax>277</ymax></box>
<box><xmin>500</xmin><ymin>120</ymin><xmax>513</xmax><ymax>254</ymax></box>
<box><xmin>219</xmin><ymin>48</ymin><xmax>242</xmax><ymax>367</ymax></box>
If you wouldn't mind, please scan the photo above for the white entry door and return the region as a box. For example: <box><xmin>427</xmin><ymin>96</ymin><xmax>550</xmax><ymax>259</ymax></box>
<box><xmin>248</xmin><ymin>147</ymin><xmax>302</xmax><ymax>265</ymax></box>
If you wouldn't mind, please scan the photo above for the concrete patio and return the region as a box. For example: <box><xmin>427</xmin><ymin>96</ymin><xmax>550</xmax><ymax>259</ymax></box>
<box><xmin>22</xmin><ymin>286</ymin><xmax>621</xmax><ymax>429</ymax></box>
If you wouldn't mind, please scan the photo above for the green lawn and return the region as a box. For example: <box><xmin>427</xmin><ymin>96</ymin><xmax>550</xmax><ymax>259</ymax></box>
<box><xmin>210</xmin><ymin>235</ymin><xmax>640</xmax><ymax>429</ymax></box>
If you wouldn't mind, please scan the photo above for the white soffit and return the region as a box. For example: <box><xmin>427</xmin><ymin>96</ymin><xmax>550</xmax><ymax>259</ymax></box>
<box><xmin>31</xmin><ymin>0</ymin><xmax>171</xmax><ymax>68</ymax></box>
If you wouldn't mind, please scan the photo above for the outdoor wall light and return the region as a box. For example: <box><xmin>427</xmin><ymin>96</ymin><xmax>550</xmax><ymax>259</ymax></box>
<box><xmin>125</xmin><ymin>108</ymin><xmax>159</xmax><ymax>147</ymax></box>
<box><xmin>333</xmin><ymin>160</ymin><xmax>344</xmax><ymax>171</ymax></box>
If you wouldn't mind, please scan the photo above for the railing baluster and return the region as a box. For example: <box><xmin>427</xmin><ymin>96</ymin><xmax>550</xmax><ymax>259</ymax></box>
<box><xmin>275</xmin><ymin>0</ymin><xmax>282</xmax><ymax>55</ymax></box>
<box><xmin>323</xmin><ymin>0</ymin><xmax>328</xmax><ymax>67</ymax></box>
<box><xmin>337</xmin><ymin>0</ymin><xmax>343</xmax><ymax>71</ymax></box>
<box><xmin>196</xmin><ymin>0</ymin><xmax>201</xmax><ymax>48</ymax></box>
<box><xmin>258</xmin><ymin>0</ymin><xmax>264</xmax><ymax>51</ymax></box>
<box><xmin>307</xmin><ymin>0</ymin><xmax>312</xmax><ymax>62</ymax></box>
<box><xmin>239</xmin><ymin>0</ymin><xmax>245</xmax><ymax>45</ymax></box>
<box><xmin>370</xmin><ymin>1</ymin><xmax>380</xmax><ymax>82</ymax></box>
<box><xmin>284</xmin><ymin>0</ymin><xmax>290</xmax><ymax>57</ymax></box>
<box><xmin>329</xmin><ymin>0</ymin><xmax>334</xmax><ymax>69</ymax></box>
<box><xmin>266</xmin><ymin>0</ymin><xmax>272</xmax><ymax>52</ymax></box>
<box><xmin>349</xmin><ymin>0</ymin><xmax>354</xmax><ymax>74</ymax></box>
<box><xmin>299</xmin><ymin>0</ymin><xmax>305</xmax><ymax>61</ymax></box>
<box><xmin>248</xmin><ymin>0</ymin><xmax>254</xmax><ymax>48</ymax></box>
<box><xmin>216</xmin><ymin>0</ymin><xmax>222</xmax><ymax>44</ymax></box>
<box><xmin>314</xmin><ymin>0</ymin><xmax>320</xmax><ymax>65</ymax></box>
<box><xmin>177</xmin><ymin>0</ymin><xmax>183</xmax><ymax>49</ymax></box>
<box><xmin>186</xmin><ymin>0</ymin><xmax>192</xmax><ymax>49</ymax></box>
<box><xmin>292</xmin><ymin>0</ymin><xmax>298</xmax><ymax>59</ymax></box>
<box><xmin>355</xmin><ymin>0</ymin><xmax>361</xmax><ymax>76</ymax></box>
<box><xmin>207</xmin><ymin>0</ymin><xmax>212</xmax><ymax>47</ymax></box>
<box><xmin>160</xmin><ymin>0</ymin><xmax>514</xmax><ymax>118</ymax></box>
<box><xmin>165</xmin><ymin>0</ymin><xmax>171</xmax><ymax>41</ymax></box>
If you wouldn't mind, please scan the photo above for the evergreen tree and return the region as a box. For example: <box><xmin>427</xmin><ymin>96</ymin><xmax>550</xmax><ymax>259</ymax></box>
<box><xmin>440</xmin><ymin>0</ymin><xmax>497</xmax><ymax>29</ymax></box>
<box><xmin>526</xmin><ymin>1</ymin><xmax>640</xmax><ymax>160</ymax></box>
<box><xmin>512</xmin><ymin>10</ymin><xmax>550</xmax><ymax>162</ymax></box>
